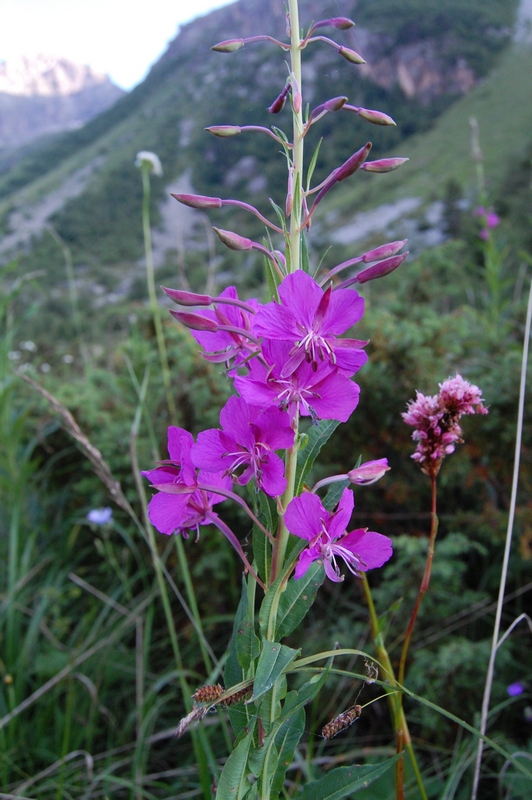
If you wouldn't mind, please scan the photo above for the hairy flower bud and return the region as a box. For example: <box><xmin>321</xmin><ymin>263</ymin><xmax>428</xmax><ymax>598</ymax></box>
<box><xmin>338</xmin><ymin>46</ymin><xmax>366</xmax><ymax>64</ymax></box>
<box><xmin>336</xmin><ymin>142</ymin><xmax>372</xmax><ymax>182</ymax></box>
<box><xmin>169</xmin><ymin>311</ymin><xmax>219</xmax><ymax>331</ymax></box>
<box><xmin>324</xmin><ymin>96</ymin><xmax>348</xmax><ymax>112</ymax></box>
<box><xmin>213</xmin><ymin>227</ymin><xmax>254</xmax><ymax>251</ymax></box>
<box><xmin>205</xmin><ymin>125</ymin><xmax>242</xmax><ymax>137</ymax></box>
<box><xmin>356</xmin><ymin>107</ymin><xmax>396</xmax><ymax>126</ymax></box>
<box><xmin>163</xmin><ymin>287</ymin><xmax>212</xmax><ymax>306</ymax></box>
<box><xmin>171</xmin><ymin>193</ymin><xmax>222</xmax><ymax>209</ymax></box>
<box><xmin>355</xmin><ymin>252</ymin><xmax>408</xmax><ymax>284</ymax></box>
<box><xmin>211</xmin><ymin>38</ymin><xmax>244</xmax><ymax>52</ymax></box>
<box><xmin>361</xmin><ymin>157</ymin><xmax>409</xmax><ymax>173</ymax></box>
<box><xmin>362</xmin><ymin>240</ymin><xmax>407</xmax><ymax>263</ymax></box>
<box><xmin>322</xmin><ymin>17</ymin><xmax>355</xmax><ymax>30</ymax></box>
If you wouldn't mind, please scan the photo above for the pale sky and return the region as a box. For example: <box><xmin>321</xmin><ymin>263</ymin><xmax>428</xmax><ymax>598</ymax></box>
<box><xmin>0</xmin><ymin>0</ymin><xmax>235</xmax><ymax>90</ymax></box>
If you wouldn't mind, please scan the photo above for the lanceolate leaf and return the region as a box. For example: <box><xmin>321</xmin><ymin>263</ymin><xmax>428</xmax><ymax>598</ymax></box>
<box><xmin>323</xmin><ymin>478</ymin><xmax>350</xmax><ymax>511</ymax></box>
<box><xmin>225</xmin><ymin>579</ymin><xmax>254</xmax><ymax>736</ymax></box>
<box><xmin>251</xmin><ymin>641</ymin><xmax>299</xmax><ymax>702</ymax></box>
<box><xmin>276</xmin><ymin>562</ymin><xmax>325</xmax><ymax>639</ymax></box>
<box><xmin>215</xmin><ymin>718</ymin><xmax>257</xmax><ymax>800</ymax></box>
<box><xmin>295</xmin><ymin>419</ymin><xmax>340</xmax><ymax>495</ymax></box>
<box><xmin>252</xmin><ymin>493</ymin><xmax>277</xmax><ymax>583</ymax></box>
<box><xmin>269</xmin><ymin>706</ymin><xmax>306</xmax><ymax>797</ymax></box>
<box><xmin>297</xmin><ymin>757</ymin><xmax>401</xmax><ymax>800</ymax></box>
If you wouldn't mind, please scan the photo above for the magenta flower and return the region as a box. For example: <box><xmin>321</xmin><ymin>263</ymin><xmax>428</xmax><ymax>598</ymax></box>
<box><xmin>181</xmin><ymin>286</ymin><xmax>260</xmax><ymax>370</ymax></box>
<box><xmin>253</xmin><ymin>271</ymin><xmax>367</xmax><ymax>377</ymax></box>
<box><xmin>348</xmin><ymin>459</ymin><xmax>390</xmax><ymax>485</ymax></box>
<box><xmin>234</xmin><ymin>339</ymin><xmax>360</xmax><ymax>423</ymax></box>
<box><xmin>191</xmin><ymin>396</ymin><xmax>295</xmax><ymax>497</ymax></box>
<box><xmin>285</xmin><ymin>488</ymin><xmax>393</xmax><ymax>582</ymax></box>
<box><xmin>403</xmin><ymin>374</ymin><xmax>488</xmax><ymax>476</ymax></box>
<box><xmin>142</xmin><ymin>426</ymin><xmax>231</xmax><ymax>537</ymax></box>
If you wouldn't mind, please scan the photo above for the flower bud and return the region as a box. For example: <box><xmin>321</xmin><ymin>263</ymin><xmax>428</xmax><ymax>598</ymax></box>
<box><xmin>171</xmin><ymin>193</ymin><xmax>222</xmax><ymax>209</ymax></box>
<box><xmin>348</xmin><ymin>459</ymin><xmax>390</xmax><ymax>485</ymax></box>
<box><xmin>211</xmin><ymin>39</ymin><xmax>244</xmax><ymax>53</ymax></box>
<box><xmin>338</xmin><ymin>46</ymin><xmax>366</xmax><ymax>64</ymax></box>
<box><xmin>324</xmin><ymin>96</ymin><xmax>348</xmax><ymax>112</ymax></box>
<box><xmin>213</xmin><ymin>227</ymin><xmax>254</xmax><ymax>251</ymax></box>
<box><xmin>163</xmin><ymin>287</ymin><xmax>212</xmax><ymax>306</ymax></box>
<box><xmin>336</xmin><ymin>142</ymin><xmax>372</xmax><ymax>182</ymax></box>
<box><xmin>205</xmin><ymin>125</ymin><xmax>242</xmax><ymax>137</ymax></box>
<box><xmin>362</xmin><ymin>239</ymin><xmax>407</xmax><ymax>263</ymax></box>
<box><xmin>354</xmin><ymin>252</ymin><xmax>408</xmax><ymax>284</ymax></box>
<box><xmin>169</xmin><ymin>311</ymin><xmax>219</xmax><ymax>331</ymax></box>
<box><xmin>268</xmin><ymin>84</ymin><xmax>290</xmax><ymax>114</ymax></box>
<box><xmin>361</xmin><ymin>157</ymin><xmax>409</xmax><ymax>173</ymax></box>
<box><xmin>356</xmin><ymin>107</ymin><xmax>396</xmax><ymax>126</ymax></box>
<box><xmin>323</xmin><ymin>17</ymin><xmax>355</xmax><ymax>30</ymax></box>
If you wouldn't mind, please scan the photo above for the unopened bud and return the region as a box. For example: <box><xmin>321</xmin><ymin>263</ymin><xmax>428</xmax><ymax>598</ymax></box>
<box><xmin>213</xmin><ymin>227</ymin><xmax>254</xmax><ymax>251</ymax></box>
<box><xmin>361</xmin><ymin>158</ymin><xmax>409</xmax><ymax>173</ymax></box>
<box><xmin>348</xmin><ymin>459</ymin><xmax>390</xmax><ymax>485</ymax></box>
<box><xmin>362</xmin><ymin>240</ymin><xmax>407</xmax><ymax>263</ymax></box>
<box><xmin>336</xmin><ymin>142</ymin><xmax>372</xmax><ymax>182</ymax></box>
<box><xmin>338</xmin><ymin>46</ymin><xmax>366</xmax><ymax>64</ymax></box>
<box><xmin>205</xmin><ymin>125</ymin><xmax>242</xmax><ymax>137</ymax></box>
<box><xmin>355</xmin><ymin>252</ymin><xmax>408</xmax><ymax>284</ymax></box>
<box><xmin>211</xmin><ymin>39</ymin><xmax>244</xmax><ymax>53</ymax></box>
<box><xmin>324</xmin><ymin>96</ymin><xmax>348</xmax><ymax>112</ymax></box>
<box><xmin>356</xmin><ymin>107</ymin><xmax>396</xmax><ymax>126</ymax></box>
<box><xmin>171</xmin><ymin>193</ymin><xmax>222</xmax><ymax>209</ymax></box>
<box><xmin>163</xmin><ymin>287</ymin><xmax>212</xmax><ymax>306</ymax></box>
<box><xmin>324</xmin><ymin>17</ymin><xmax>355</xmax><ymax>30</ymax></box>
<box><xmin>268</xmin><ymin>84</ymin><xmax>290</xmax><ymax>114</ymax></box>
<box><xmin>169</xmin><ymin>311</ymin><xmax>219</xmax><ymax>331</ymax></box>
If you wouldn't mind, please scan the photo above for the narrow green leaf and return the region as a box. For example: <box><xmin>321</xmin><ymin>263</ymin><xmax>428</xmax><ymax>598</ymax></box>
<box><xmin>306</xmin><ymin>137</ymin><xmax>323</xmax><ymax>190</ymax></box>
<box><xmin>225</xmin><ymin>579</ymin><xmax>254</xmax><ymax>736</ymax></box>
<box><xmin>295</xmin><ymin>419</ymin><xmax>340</xmax><ymax>495</ymax></box>
<box><xmin>236</xmin><ymin>617</ymin><xmax>260</xmax><ymax>672</ymax></box>
<box><xmin>269</xmin><ymin>706</ymin><xmax>306</xmax><ymax>797</ymax></box>
<box><xmin>252</xmin><ymin>493</ymin><xmax>276</xmax><ymax>583</ymax></box>
<box><xmin>251</xmin><ymin>641</ymin><xmax>299</xmax><ymax>702</ymax></box>
<box><xmin>258</xmin><ymin>575</ymin><xmax>282</xmax><ymax>639</ymax></box>
<box><xmin>323</xmin><ymin>478</ymin><xmax>350</xmax><ymax>511</ymax></box>
<box><xmin>301</xmin><ymin>230</ymin><xmax>310</xmax><ymax>273</ymax></box>
<box><xmin>276</xmin><ymin>562</ymin><xmax>324</xmax><ymax>639</ymax></box>
<box><xmin>298</xmin><ymin>757</ymin><xmax>401</xmax><ymax>800</ymax></box>
<box><xmin>265</xmin><ymin>256</ymin><xmax>281</xmax><ymax>300</ymax></box>
<box><xmin>215</xmin><ymin>719</ymin><xmax>257</xmax><ymax>800</ymax></box>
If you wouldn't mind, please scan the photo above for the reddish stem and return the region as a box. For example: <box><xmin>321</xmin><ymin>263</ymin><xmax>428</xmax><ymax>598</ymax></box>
<box><xmin>398</xmin><ymin>474</ymin><xmax>438</xmax><ymax>686</ymax></box>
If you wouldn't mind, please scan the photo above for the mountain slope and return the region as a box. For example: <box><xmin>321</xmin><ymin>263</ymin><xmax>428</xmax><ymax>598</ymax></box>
<box><xmin>0</xmin><ymin>0</ymin><xmax>523</xmax><ymax>277</ymax></box>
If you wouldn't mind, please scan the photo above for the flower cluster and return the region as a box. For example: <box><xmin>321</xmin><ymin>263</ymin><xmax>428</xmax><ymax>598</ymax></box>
<box><xmin>403</xmin><ymin>374</ymin><xmax>488</xmax><ymax>476</ymax></box>
<box><xmin>474</xmin><ymin>205</ymin><xmax>500</xmax><ymax>240</ymax></box>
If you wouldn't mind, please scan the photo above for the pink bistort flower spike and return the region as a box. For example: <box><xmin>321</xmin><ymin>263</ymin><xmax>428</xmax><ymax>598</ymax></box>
<box><xmin>285</xmin><ymin>488</ymin><xmax>393</xmax><ymax>582</ymax></box>
<box><xmin>403</xmin><ymin>374</ymin><xmax>488</xmax><ymax>476</ymax></box>
<box><xmin>253</xmin><ymin>271</ymin><xmax>367</xmax><ymax>377</ymax></box>
<box><xmin>191</xmin><ymin>396</ymin><xmax>295</xmax><ymax>497</ymax></box>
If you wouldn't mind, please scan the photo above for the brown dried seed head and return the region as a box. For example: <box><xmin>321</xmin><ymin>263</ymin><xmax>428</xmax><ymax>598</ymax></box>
<box><xmin>192</xmin><ymin>684</ymin><xmax>223</xmax><ymax>704</ymax></box>
<box><xmin>321</xmin><ymin>704</ymin><xmax>362</xmax><ymax>739</ymax></box>
<box><xmin>221</xmin><ymin>686</ymin><xmax>253</xmax><ymax>707</ymax></box>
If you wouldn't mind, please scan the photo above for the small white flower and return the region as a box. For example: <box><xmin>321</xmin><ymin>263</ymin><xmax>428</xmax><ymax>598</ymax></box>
<box><xmin>61</xmin><ymin>354</ymin><xmax>74</xmax><ymax>363</ymax></box>
<box><xmin>87</xmin><ymin>507</ymin><xmax>113</xmax><ymax>525</ymax></box>
<box><xmin>40</xmin><ymin>363</ymin><xmax>51</xmax><ymax>373</ymax></box>
<box><xmin>8</xmin><ymin>351</ymin><xmax>21</xmax><ymax>361</ymax></box>
<box><xmin>135</xmin><ymin>151</ymin><xmax>163</xmax><ymax>176</ymax></box>
<box><xmin>20</xmin><ymin>340</ymin><xmax>37</xmax><ymax>352</ymax></box>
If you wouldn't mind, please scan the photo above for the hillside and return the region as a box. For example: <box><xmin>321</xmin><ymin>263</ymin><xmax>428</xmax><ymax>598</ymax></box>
<box><xmin>0</xmin><ymin>0</ymin><xmax>525</xmax><ymax>291</ymax></box>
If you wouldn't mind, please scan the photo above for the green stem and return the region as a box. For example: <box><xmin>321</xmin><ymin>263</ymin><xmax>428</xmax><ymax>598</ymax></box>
<box><xmin>288</xmin><ymin>0</ymin><xmax>303</xmax><ymax>274</ymax></box>
<box><xmin>361</xmin><ymin>575</ymin><xmax>428</xmax><ymax>800</ymax></box>
<box><xmin>141</xmin><ymin>168</ymin><xmax>178</xmax><ymax>422</ymax></box>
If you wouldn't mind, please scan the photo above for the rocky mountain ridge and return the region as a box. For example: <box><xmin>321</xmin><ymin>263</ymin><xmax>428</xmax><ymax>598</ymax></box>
<box><xmin>0</xmin><ymin>55</ymin><xmax>124</xmax><ymax>148</ymax></box>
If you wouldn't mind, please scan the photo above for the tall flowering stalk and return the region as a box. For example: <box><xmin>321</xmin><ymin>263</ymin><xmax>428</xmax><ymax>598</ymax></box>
<box><xmin>139</xmin><ymin>5</ymin><xmax>493</xmax><ymax>800</ymax></box>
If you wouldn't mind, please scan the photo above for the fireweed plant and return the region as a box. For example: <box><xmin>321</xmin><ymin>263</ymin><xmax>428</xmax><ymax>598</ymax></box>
<box><xmin>142</xmin><ymin>4</ymin><xmax>496</xmax><ymax>798</ymax></box>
